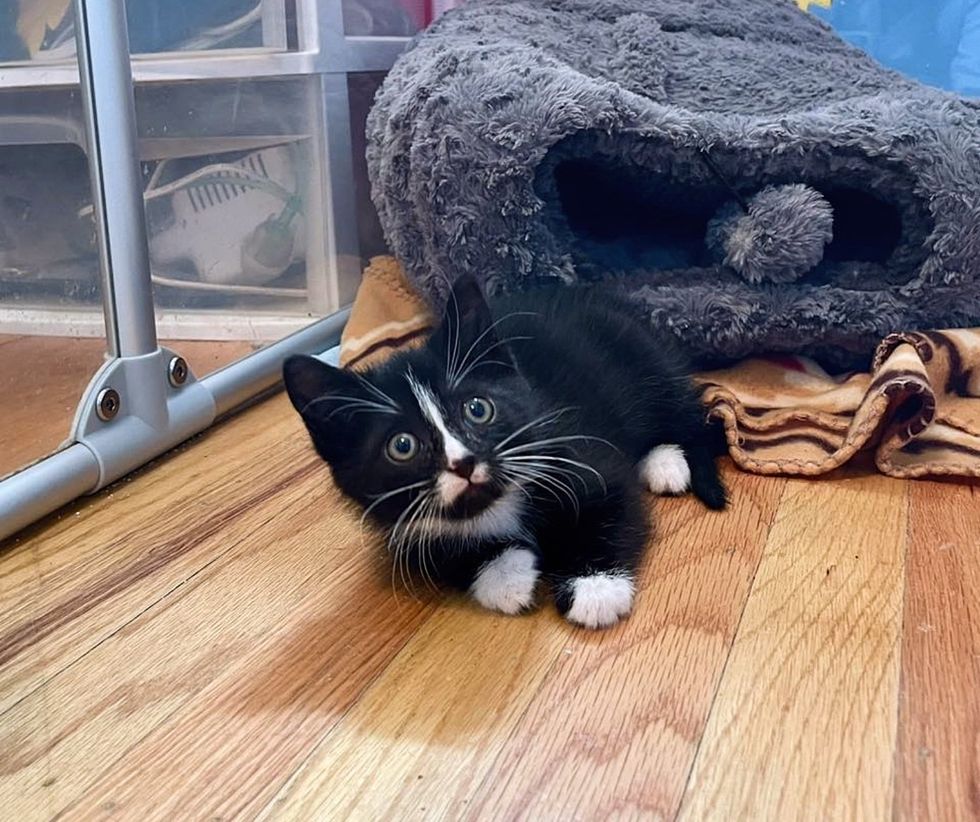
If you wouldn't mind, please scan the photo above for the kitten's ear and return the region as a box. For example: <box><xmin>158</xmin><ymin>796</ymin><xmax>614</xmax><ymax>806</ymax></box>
<box><xmin>433</xmin><ymin>274</ymin><xmax>515</xmax><ymax>380</ymax></box>
<box><xmin>446</xmin><ymin>273</ymin><xmax>493</xmax><ymax>334</ymax></box>
<box><xmin>282</xmin><ymin>354</ymin><xmax>362</xmax><ymax>420</ymax></box>
<box><xmin>283</xmin><ymin>355</ymin><xmax>385</xmax><ymax>465</ymax></box>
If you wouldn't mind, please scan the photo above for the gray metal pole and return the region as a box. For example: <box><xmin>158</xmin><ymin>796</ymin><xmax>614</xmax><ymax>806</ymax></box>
<box><xmin>0</xmin><ymin>445</ymin><xmax>101</xmax><ymax>541</ymax></box>
<box><xmin>73</xmin><ymin>0</ymin><xmax>158</xmax><ymax>358</ymax></box>
<box><xmin>204</xmin><ymin>308</ymin><xmax>350</xmax><ymax>417</ymax></box>
<box><xmin>0</xmin><ymin>312</ymin><xmax>348</xmax><ymax>542</ymax></box>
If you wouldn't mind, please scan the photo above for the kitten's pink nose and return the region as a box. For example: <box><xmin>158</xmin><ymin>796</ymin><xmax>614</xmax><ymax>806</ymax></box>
<box><xmin>448</xmin><ymin>454</ymin><xmax>476</xmax><ymax>479</ymax></box>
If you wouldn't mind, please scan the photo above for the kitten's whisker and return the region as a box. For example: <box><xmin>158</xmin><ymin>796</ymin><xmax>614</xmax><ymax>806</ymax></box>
<box><xmin>417</xmin><ymin>514</ymin><xmax>441</xmax><ymax>595</ymax></box>
<box><xmin>505</xmin><ymin>476</ymin><xmax>536</xmax><ymax>504</ymax></box>
<box><xmin>325</xmin><ymin>403</ymin><xmax>398</xmax><ymax>424</ymax></box>
<box><xmin>523</xmin><ymin>465</ymin><xmax>584</xmax><ymax>517</ymax></box>
<box><xmin>451</xmin><ymin>334</ymin><xmax>533</xmax><ymax>389</ymax></box>
<box><xmin>454</xmin><ymin>359</ymin><xmax>516</xmax><ymax>377</ymax></box>
<box><xmin>493</xmin><ymin>406</ymin><xmax>577</xmax><ymax>453</ymax></box>
<box><xmin>387</xmin><ymin>488</ymin><xmax>427</xmax><ymax>553</ymax></box>
<box><xmin>498</xmin><ymin>434</ymin><xmax>620</xmax><ymax>457</ymax></box>
<box><xmin>506</xmin><ymin>458</ymin><xmax>591</xmax><ymax>493</ymax></box>
<box><xmin>300</xmin><ymin>394</ymin><xmax>397</xmax><ymax>417</ymax></box>
<box><xmin>394</xmin><ymin>527</ymin><xmax>416</xmax><ymax>599</ymax></box>
<box><xmin>416</xmin><ymin>496</ymin><xmax>441</xmax><ymax>594</ymax></box>
<box><xmin>437</xmin><ymin>270</ymin><xmax>464</xmax><ymax>386</ymax></box>
<box><xmin>502</xmin><ymin>464</ymin><xmax>580</xmax><ymax>518</ymax></box>
<box><xmin>501</xmin><ymin>465</ymin><xmax>561</xmax><ymax>504</ymax></box>
<box><xmin>366</xmin><ymin>478</ymin><xmax>430</xmax><ymax>501</ymax></box>
<box><xmin>389</xmin><ymin>535</ymin><xmax>404</xmax><ymax>605</ymax></box>
<box><xmin>404</xmin><ymin>492</ymin><xmax>434</xmax><ymax>592</ymax></box>
<box><xmin>451</xmin><ymin>311</ymin><xmax>537</xmax><ymax>387</ymax></box>
<box><xmin>362</xmin><ymin>479</ymin><xmax>430</xmax><ymax>526</ymax></box>
<box><xmin>506</xmin><ymin>454</ymin><xmax>608</xmax><ymax>493</ymax></box>
<box><xmin>306</xmin><ymin>394</ymin><xmax>392</xmax><ymax>409</ymax></box>
<box><xmin>456</xmin><ymin>311</ymin><xmax>535</xmax><ymax>374</ymax></box>
<box><xmin>396</xmin><ymin>543</ymin><xmax>414</xmax><ymax>600</ymax></box>
<box><xmin>354</xmin><ymin>373</ymin><xmax>399</xmax><ymax>410</ymax></box>
<box><xmin>387</xmin><ymin>489</ymin><xmax>431</xmax><ymax>601</ymax></box>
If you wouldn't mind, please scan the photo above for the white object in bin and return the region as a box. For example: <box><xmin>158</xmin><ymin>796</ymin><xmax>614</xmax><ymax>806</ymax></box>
<box><xmin>148</xmin><ymin>145</ymin><xmax>306</xmax><ymax>287</ymax></box>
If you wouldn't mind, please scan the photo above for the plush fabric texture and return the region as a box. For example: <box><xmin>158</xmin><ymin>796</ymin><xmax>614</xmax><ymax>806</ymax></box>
<box><xmin>338</xmin><ymin>257</ymin><xmax>980</xmax><ymax>480</ymax></box>
<box><xmin>705</xmin><ymin>184</ymin><xmax>834</xmax><ymax>285</ymax></box>
<box><xmin>367</xmin><ymin>0</ymin><xmax>980</xmax><ymax>369</ymax></box>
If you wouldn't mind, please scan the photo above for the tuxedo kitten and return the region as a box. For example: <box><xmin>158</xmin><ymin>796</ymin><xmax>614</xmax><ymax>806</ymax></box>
<box><xmin>283</xmin><ymin>275</ymin><xmax>726</xmax><ymax>629</ymax></box>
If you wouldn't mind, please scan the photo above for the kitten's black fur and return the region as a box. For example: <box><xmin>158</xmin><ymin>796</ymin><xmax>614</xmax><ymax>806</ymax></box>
<box><xmin>283</xmin><ymin>276</ymin><xmax>726</xmax><ymax>629</ymax></box>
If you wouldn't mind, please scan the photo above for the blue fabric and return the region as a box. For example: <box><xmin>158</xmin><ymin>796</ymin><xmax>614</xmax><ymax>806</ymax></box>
<box><xmin>941</xmin><ymin>1</ymin><xmax>980</xmax><ymax>94</ymax></box>
<box><xmin>814</xmin><ymin>0</ymin><xmax>980</xmax><ymax>95</ymax></box>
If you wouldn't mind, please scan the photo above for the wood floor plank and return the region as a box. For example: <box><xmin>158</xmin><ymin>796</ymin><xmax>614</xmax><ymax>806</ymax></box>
<box><xmin>680</xmin><ymin>474</ymin><xmax>909</xmax><ymax>821</ymax></box>
<box><xmin>0</xmin><ymin>443</ymin><xmax>432</xmax><ymax>820</ymax></box>
<box><xmin>8</xmin><ymin>374</ymin><xmax>963</xmax><ymax>821</ymax></box>
<box><xmin>0</xmin><ymin>396</ymin><xmax>308</xmax><ymax>716</ymax></box>
<box><xmin>466</xmin><ymin>468</ymin><xmax>784</xmax><ymax>821</ymax></box>
<box><xmin>0</xmin><ymin>336</ymin><xmax>253</xmax><ymax>479</ymax></box>
<box><xmin>263</xmin><ymin>602</ymin><xmax>569</xmax><ymax>821</ymax></box>
<box><xmin>895</xmin><ymin>481</ymin><xmax>980</xmax><ymax>821</ymax></box>
<box><xmin>0</xmin><ymin>336</ymin><xmax>106</xmax><ymax>479</ymax></box>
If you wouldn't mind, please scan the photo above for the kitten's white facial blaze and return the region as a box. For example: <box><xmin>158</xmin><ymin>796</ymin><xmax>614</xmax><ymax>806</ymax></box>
<box><xmin>407</xmin><ymin>373</ymin><xmax>490</xmax><ymax>506</ymax></box>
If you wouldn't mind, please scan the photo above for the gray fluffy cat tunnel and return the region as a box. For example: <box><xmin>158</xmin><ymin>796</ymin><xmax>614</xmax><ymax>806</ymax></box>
<box><xmin>367</xmin><ymin>0</ymin><xmax>980</xmax><ymax>368</ymax></box>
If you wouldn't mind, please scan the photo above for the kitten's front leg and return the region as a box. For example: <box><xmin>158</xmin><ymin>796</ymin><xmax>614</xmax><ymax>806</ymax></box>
<box><xmin>439</xmin><ymin>540</ymin><xmax>541</xmax><ymax>615</ymax></box>
<box><xmin>639</xmin><ymin>442</ymin><xmax>726</xmax><ymax>510</ymax></box>
<box><xmin>470</xmin><ymin>542</ymin><xmax>541</xmax><ymax>615</ymax></box>
<box><xmin>543</xmin><ymin>485</ymin><xmax>649</xmax><ymax>629</ymax></box>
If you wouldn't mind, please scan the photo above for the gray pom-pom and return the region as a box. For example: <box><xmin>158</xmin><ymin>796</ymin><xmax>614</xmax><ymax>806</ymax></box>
<box><xmin>705</xmin><ymin>184</ymin><xmax>834</xmax><ymax>284</ymax></box>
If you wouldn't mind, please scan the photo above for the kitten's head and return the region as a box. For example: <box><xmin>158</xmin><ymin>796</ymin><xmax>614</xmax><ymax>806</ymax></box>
<box><xmin>283</xmin><ymin>275</ymin><xmax>537</xmax><ymax>536</ymax></box>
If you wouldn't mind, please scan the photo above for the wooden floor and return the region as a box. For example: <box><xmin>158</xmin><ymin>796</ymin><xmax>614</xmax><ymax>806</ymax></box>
<box><xmin>1</xmin><ymin>391</ymin><xmax>978</xmax><ymax>821</ymax></box>
<box><xmin>0</xmin><ymin>335</ymin><xmax>256</xmax><ymax>480</ymax></box>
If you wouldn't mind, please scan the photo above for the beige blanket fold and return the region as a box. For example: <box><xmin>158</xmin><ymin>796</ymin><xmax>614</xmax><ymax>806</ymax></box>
<box><xmin>339</xmin><ymin>256</ymin><xmax>433</xmax><ymax>370</ymax></box>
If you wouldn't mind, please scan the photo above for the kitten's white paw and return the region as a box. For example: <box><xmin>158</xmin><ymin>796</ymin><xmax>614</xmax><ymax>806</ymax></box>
<box><xmin>470</xmin><ymin>547</ymin><xmax>539</xmax><ymax>615</ymax></box>
<box><xmin>564</xmin><ymin>572</ymin><xmax>635</xmax><ymax>629</ymax></box>
<box><xmin>640</xmin><ymin>444</ymin><xmax>691</xmax><ymax>495</ymax></box>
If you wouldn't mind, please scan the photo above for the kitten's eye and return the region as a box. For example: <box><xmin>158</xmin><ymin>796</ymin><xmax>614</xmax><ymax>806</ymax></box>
<box><xmin>386</xmin><ymin>432</ymin><xmax>419</xmax><ymax>462</ymax></box>
<box><xmin>463</xmin><ymin>396</ymin><xmax>495</xmax><ymax>424</ymax></box>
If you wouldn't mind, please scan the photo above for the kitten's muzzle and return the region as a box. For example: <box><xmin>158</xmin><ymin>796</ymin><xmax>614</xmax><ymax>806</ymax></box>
<box><xmin>448</xmin><ymin>454</ymin><xmax>477</xmax><ymax>480</ymax></box>
<box><xmin>437</xmin><ymin>458</ymin><xmax>495</xmax><ymax>512</ymax></box>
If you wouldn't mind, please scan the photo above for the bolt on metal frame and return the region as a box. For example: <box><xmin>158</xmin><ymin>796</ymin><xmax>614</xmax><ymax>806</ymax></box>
<box><xmin>0</xmin><ymin>0</ymin><xmax>395</xmax><ymax>540</ymax></box>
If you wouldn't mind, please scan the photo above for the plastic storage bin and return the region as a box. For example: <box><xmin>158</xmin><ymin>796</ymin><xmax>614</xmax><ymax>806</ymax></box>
<box><xmin>0</xmin><ymin>0</ymin><xmax>418</xmax><ymax>513</ymax></box>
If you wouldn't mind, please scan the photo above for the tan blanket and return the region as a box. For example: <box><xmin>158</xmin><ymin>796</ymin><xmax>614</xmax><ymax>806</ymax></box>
<box><xmin>340</xmin><ymin>257</ymin><xmax>980</xmax><ymax>480</ymax></box>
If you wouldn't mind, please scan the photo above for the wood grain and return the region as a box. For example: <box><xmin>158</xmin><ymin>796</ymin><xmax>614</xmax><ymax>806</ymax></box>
<box><xmin>264</xmin><ymin>604</ymin><xmax>568</xmax><ymax>821</ymax></box>
<box><xmin>0</xmin><ymin>398</ymin><xmax>305</xmax><ymax>716</ymax></box>
<box><xmin>467</xmin><ymin>469</ymin><xmax>784</xmax><ymax>821</ymax></box>
<box><xmin>3</xmin><ymin>384</ymin><xmax>979</xmax><ymax>821</ymax></box>
<box><xmin>0</xmin><ymin>394</ymin><xmax>432</xmax><ymax>820</ymax></box>
<box><xmin>0</xmin><ymin>336</ymin><xmax>255</xmax><ymax>479</ymax></box>
<box><xmin>895</xmin><ymin>481</ymin><xmax>980</xmax><ymax>821</ymax></box>
<box><xmin>42</xmin><ymin>491</ymin><xmax>432</xmax><ymax>820</ymax></box>
<box><xmin>679</xmin><ymin>474</ymin><xmax>909</xmax><ymax>821</ymax></box>
<box><xmin>0</xmin><ymin>335</ymin><xmax>106</xmax><ymax>479</ymax></box>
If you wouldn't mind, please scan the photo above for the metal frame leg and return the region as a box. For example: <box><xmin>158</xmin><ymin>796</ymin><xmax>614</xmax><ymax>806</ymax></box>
<box><xmin>73</xmin><ymin>0</ymin><xmax>157</xmax><ymax>358</ymax></box>
<box><xmin>0</xmin><ymin>0</ymin><xmax>422</xmax><ymax>542</ymax></box>
<box><xmin>0</xmin><ymin>0</ymin><xmax>353</xmax><ymax>542</ymax></box>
